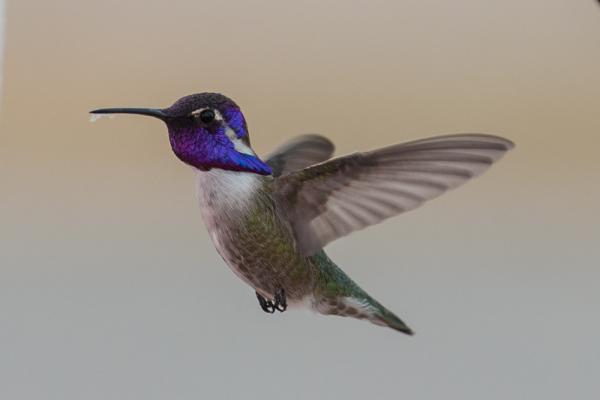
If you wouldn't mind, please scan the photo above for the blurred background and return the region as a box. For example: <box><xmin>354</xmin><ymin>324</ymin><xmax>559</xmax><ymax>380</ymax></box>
<box><xmin>0</xmin><ymin>0</ymin><xmax>4</xmax><ymax>98</ymax></box>
<box><xmin>1</xmin><ymin>1</ymin><xmax>599</xmax><ymax>399</ymax></box>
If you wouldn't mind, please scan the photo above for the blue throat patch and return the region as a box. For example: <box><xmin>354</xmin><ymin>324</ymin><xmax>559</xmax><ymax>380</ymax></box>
<box><xmin>167</xmin><ymin>124</ymin><xmax>272</xmax><ymax>175</ymax></box>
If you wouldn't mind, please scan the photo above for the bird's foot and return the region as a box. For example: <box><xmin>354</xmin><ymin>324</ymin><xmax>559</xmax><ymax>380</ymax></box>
<box><xmin>256</xmin><ymin>292</ymin><xmax>275</xmax><ymax>313</ymax></box>
<box><xmin>255</xmin><ymin>288</ymin><xmax>287</xmax><ymax>313</ymax></box>
<box><xmin>274</xmin><ymin>288</ymin><xmax>287</xmax><ymax>312</ymax></box>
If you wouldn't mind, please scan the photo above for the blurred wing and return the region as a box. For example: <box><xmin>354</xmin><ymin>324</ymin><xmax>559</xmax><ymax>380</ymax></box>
<box><xmin>266</xmin><ymin>134</ymin><xmax>335</xmax><ymax>177</ymax></box>
<box><xmin>275</xmin><ymin>134</ymin><xmax>514</xmax><ymax>256</ymax></box>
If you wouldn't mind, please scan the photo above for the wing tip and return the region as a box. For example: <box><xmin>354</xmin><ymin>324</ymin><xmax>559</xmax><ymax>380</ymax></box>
<box><xmin>440</xmin><ymin>133</ymin><xmax>516</xmax><ymax>161</ymax></box>
<box><xmin>300</xmin><ymin>133</ymin><xmax>335</xmax><ymax>152</ymax></box>
<box><xmin>467</xmin><ymin>133</ymin><xmax>516</xmax><ymax>152</ymax></box>
<box><xmin>479</xmin><ymin>134</ymin><xmax>515</xmax><ymax>151</ymax></box>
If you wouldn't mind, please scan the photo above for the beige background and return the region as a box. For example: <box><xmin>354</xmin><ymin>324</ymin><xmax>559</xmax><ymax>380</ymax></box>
<box><xmin>1</xmin><ymin>1</ymin><xmax>599</xmax><ymax>399</ymax></box>
<box><xmin>0</xmin><ymin>0</ymin><xmax>4</xmax><ymax>97</ymax></box>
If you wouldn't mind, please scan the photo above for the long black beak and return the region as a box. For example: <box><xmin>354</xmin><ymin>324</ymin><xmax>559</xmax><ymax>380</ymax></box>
<box><xmin>89</xmin><ymin>107</ymin><xmax>168</xmax><ymax>120</ymax></box>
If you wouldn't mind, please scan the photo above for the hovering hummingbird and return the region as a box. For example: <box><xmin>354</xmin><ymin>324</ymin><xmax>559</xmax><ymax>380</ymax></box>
<box><xmin>91</xmin><ymin>93</ymin><xmax>513</xmax><ymax>334</ymax></box>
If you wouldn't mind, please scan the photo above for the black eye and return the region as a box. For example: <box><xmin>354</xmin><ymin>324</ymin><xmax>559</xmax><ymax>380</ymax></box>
<box><xmin>198</xmin><ymin>109</ymin><xmax>215</xmax><ymax>123</ymax></box>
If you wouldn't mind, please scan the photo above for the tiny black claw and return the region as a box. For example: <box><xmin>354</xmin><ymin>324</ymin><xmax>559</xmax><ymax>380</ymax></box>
<box><xmin>256</xmin><ymin>292</ymin><xmax>275</xmax><ymax>313</ymax></box>
<box><xmin>274</xmin><ymin>288</ymin><xmax>287</xmax><ymax>312</ymax></box>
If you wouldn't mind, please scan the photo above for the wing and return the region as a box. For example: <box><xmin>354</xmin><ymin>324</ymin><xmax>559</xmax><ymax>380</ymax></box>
<box><xmin>274</xmin><ymin>134</ymin><xmax>514</xmax><ymax>256</ymax></box>
<box><xmin>265</xmin><ymin>134</ymin><xmax>335</xmax><ymax>177</ymax></box>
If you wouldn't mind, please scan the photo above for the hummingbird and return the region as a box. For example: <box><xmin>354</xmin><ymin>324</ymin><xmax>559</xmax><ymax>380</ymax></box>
<box><xmin>91</xmin><ymin>92</ymin><xmax>513</xmax><ymax>334</ymax></box>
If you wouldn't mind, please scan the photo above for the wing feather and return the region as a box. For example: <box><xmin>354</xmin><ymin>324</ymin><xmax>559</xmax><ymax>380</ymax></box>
<box><xmin>265</xmin><ymin>134</ymin><xmax>335</xmax><ymax>177</ymax></box>
<box><xmin>274</xmin><ymin>134</ymin><xmax>514</xmax><ymax>255</ymax></box>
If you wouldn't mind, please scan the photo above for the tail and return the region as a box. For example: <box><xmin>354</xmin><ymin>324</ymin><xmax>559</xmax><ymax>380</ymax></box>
<box><xmin>311</xmin><ymin>252</ymin><xmax>414</xmax><ymax>335</ymax></box>
<box><xmin>315</xmin><ymin>291</ymin><xmax>414</xmax><ymax>335</ymax></box>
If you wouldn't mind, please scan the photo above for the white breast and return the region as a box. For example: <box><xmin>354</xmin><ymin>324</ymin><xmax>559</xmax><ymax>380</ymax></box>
<box><xmin>197</xmin><ymin>168</ymin><xmax>261</xmax><ymax>215</ymax></box>
<box><xmin>196</xmin><ymin>168</ymin><xmax>263</xmax><ymax>241</ymax></box>
<box><xmin>196</xmin><ymin>168</ymin><xmax>263</xmax><ymax>285</ymax></box>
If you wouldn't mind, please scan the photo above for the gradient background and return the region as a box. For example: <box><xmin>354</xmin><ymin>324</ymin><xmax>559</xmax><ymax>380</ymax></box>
<box><xmin>1</xmin><ymin>1</ymin><xmax>599</xmax><ymax>399</ymax></box>
<box><xmin>0</xmin><ymin>0</ymin><xmax>4</xmax><ymax>97</ymax></box>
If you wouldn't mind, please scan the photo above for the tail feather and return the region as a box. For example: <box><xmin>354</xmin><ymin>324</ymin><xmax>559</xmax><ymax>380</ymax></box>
<box><xmin>365</xmin><ymin>298</ymin><xmax>414</xmax><ymax>335</ymax></box>
<box><xmin>315</xmin><ymin>294</ymin><xmax>414</xmax><ymax>335</ymax></box>
<box><xmin>310</xmin><ymin>250</ymin><xmax>413</xmax><ymax>334</ymax></box>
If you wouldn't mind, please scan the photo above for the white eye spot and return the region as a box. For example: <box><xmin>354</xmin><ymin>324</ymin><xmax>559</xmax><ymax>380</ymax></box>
<box><xmin>190</xmin><ymin>108</ymin><xmax>223</xmax><ymax>121</ymax></box>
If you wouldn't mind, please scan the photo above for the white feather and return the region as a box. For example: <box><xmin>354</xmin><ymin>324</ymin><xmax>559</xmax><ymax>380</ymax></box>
<box><xmin>197</xmin><ymin>168</ymin><xmax>260</xmax><ymax>216</ymax></box>
<box><xmin>196</xmin><ymin>168</ymin><xmax>262</xmax><ymax>287</ymax></box>
<box><xmin>224</xmin><ymin>126</ymin><xmax>255</xmax><ymax>155</ymax></box>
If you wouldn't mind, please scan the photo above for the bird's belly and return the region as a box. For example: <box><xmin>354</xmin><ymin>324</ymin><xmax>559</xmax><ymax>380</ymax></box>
<box><xmin>197</xmin><ymin>170</ymin><xmax>314</xmax><ymax>302</ymax></box>
<box><xmin>206</xmin><ymin>220</ymin><xmax>314</xmax><ymax>303</ymax></box>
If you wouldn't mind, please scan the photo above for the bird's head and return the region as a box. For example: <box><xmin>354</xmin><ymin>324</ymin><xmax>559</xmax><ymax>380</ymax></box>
<box><xmin>90</xmin><ymin>93</ymin><xmax>272</xmax><ymax>175</ymax></box>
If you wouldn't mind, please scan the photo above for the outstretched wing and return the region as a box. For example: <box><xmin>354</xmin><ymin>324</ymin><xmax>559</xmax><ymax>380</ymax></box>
<box><xmin>274</xmin><ymin>134</ymin><xmax>514</xmax><ymax>256</ymax></box>
<box><xmin>265</xmin><ymin>134</ymin><xmax>335</xmax><ymax>177</ymax></box>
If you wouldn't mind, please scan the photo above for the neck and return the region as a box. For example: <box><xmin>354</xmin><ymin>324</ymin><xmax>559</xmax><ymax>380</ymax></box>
<box><xmin>196</xmin><ymin>168</ymin><xmax>264</xmax><ymax>214</ymax></box>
